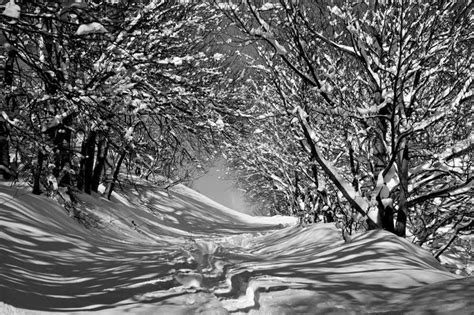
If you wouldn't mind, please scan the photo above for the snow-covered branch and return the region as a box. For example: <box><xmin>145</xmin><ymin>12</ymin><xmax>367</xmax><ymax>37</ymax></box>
<box><xmin>297</xmin><ymin>107</ymin><xmax>376</xmax><ymax>225</ymax></box>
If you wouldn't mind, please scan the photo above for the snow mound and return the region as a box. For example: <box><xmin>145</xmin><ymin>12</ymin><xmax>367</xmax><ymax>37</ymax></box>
<box><xmin>0</xmin><ymin>183</ymin><xmax>472</xmax><ymax>314</ymax></box>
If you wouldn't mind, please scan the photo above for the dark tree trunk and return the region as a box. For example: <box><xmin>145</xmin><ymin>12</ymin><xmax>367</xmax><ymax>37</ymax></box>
<box><xmin>1</xmin><ymin>47</ymin><xmax>16</xmax><ymax>179</ymax></box>
<box><xmin>91</xmin><ymin>135</ymin><xmax>108</xmax><ymax>193</ymax></box>
<box><xmin>347</xmin><ymin>138</ymin><xmax>359</xmax><ymax>191</ymax></box>
<box><xmin>396</xmin><ymin>143</ymin><xmax>409</xmax><ymax>237</ymax></box>
<box><xmin>377</xmin><ymin>194</ymin><xmax>395</xmax><ymax>233</ymax></box>
<box><xmin>107</xmin><ymin>150</ymin><xmax>126</xmax><ymax>200</ymax></box>
<box><xmin>311</xmin><ymin>161</ymin><xmax>318</xmax><ymax>187</ymax></box>
<box><xmin>77</xmin><ymin>137</ymin><xmax>86</xmax><ymax>191</ymax></box>
<box><xmin>83</xmin><ymin>131</ymin><xmax>97</xmax><ymax>194</ymax></box>
<box><xmin>293</xmin><ymin>170</ymin><xmax>303</xmax><ymax>214</ymax></box>
<box><xmin>373</xmin><ymin>113</ymin><xmax>389</xmax><ymax>180</ymax></box>
<box><xmin>0</xmin><ymin>123</ymin><xmax>10</xmax><ymax>179</ymax></box>
<box><xmin>32</xmin><ymin>150</ymin><xmax>45</xmax><ymax>195</ymax></box>
<box><xmin>54</xmin><ymin>125</ymin><xmax>72</xmax><ymax>185</ymax></box>
<box><xmin>4</xmin><ymin>49</ymin><xmax>16</xmax><ymax>86</ymax></box>
<box><xmin>372</xmin><ymin>108</ymin><xmax>390</xmax><ymax>231</ymax></box>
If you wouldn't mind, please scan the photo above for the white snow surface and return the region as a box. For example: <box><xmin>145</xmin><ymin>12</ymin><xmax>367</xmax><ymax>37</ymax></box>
<box><xmin>0</xmin><ymin>181</ymin><xmax>472</xmax><ymax>314</ymax></box>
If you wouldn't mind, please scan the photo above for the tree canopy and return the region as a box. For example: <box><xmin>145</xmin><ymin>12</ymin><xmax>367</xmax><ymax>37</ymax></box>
<box><xmin>1</xmin><ymin>0</ymin><xmax>472</xmax><ymax>256</ymax></box>
<box><xmin>213</xmin><ymin>0</ymin><xmax>472</xmax><ymax>242</ymax></box>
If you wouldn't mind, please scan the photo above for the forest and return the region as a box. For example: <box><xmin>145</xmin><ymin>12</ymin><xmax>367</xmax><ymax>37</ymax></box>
<box><xmin>0</xmin><ymin>0</ymin><xmax>472</xmax><ymax>260</ymax></box>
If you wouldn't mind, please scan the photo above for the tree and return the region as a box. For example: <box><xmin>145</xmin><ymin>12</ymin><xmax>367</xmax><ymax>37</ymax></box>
<box><xmin>221</xmin><ymin>73</ymin><xmax>335</xmax><ymax>222</ymax></box>
<box><xmin>1</xmin><ymin>1</ymin><xmax>235</xmax><ymax>198</ymax></box>
<box><xmin>216</xmin><ymin>1</ymin><xmax>472</xmax><ymax>239</ymax></box>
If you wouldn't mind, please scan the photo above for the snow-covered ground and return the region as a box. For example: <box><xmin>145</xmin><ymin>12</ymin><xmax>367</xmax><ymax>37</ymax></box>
<box><xmin>0</xmin><ymin>181</ymin><xmax>472</xmax><ymax>314</ymax></box>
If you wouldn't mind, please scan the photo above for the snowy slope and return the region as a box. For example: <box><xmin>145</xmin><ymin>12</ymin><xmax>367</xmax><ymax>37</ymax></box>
<box><xmin>0</xmin><ymin>182</ymin><xmax>472</xmax><ymax>314</ymax></box>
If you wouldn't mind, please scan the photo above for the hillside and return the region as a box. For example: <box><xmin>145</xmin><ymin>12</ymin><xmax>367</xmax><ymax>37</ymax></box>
<box><xmin>0</xmin><ymin>181</ymin><xmax>472</xmax><ymax>314</ymax></box>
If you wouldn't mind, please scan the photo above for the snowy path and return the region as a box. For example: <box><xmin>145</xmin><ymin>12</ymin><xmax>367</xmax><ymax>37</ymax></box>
<box><xmin>0</xmin><ymin>183</ymin><xmax>473</xmax><ymax>314</ymax></box>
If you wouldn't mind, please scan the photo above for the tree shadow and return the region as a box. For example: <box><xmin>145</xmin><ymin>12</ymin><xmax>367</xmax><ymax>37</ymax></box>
<box><xmin>119</xmin><ymin>184</ymin><xmax>283</xmax><ymax>237</ymax></box>
<box><xmin>0</xmin><ymin>191</ymin><xmax>189</xmax><ymax>312</ymax></box>
<box><xmin>1</xmin><ymin>187</ymin><xmax>471</xmax><ymax>313</ymax></box>
<box><xmin>211</xmin><ymin>227</ymin><xmax>469</xmax><ymax>313</ymax></box>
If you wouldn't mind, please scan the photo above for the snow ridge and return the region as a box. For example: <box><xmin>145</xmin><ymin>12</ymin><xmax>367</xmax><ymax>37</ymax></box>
<box><xmin>0</xmin><ymin>183</ymin><xmax>472</xmax><ymax>314</ymax></box>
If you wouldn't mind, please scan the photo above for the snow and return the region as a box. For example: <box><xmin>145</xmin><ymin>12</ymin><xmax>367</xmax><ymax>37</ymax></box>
<box><xmin>329</xmin><ymin>6</ymin><xmax>344</xmax><ymax>18</ymax></box>
<box><xmin>124</xmin><ymin>126</ymin><xmax>134</xmax><ymax>141</ymax></box>
<box><xmin>259</xmin><ymin>3</ymin><xmax>280</xmax><ymax>11</ymax></box>
<box><xmin>75</xmin><ymin>22</ymin><xmax>108</xmax><ymax>36</ymax></box>
<box><xmin>2</xmin><ymin>0</ymin><xmax>20</xmax><ymax>19</ymax></box>
<box><xmin>217</xmin><ymin>2</ymin><xmax>237</xmax><ymax>11</ymax></box>
<box><xmin>272</xmin><ymin>41</ymin><xmax>287</xmax><ymax>56</ymax></box>
<box><xmin>356</xmin><ymin>101</ymin><xmax>387</xmax><ymax>116</ymax></box>
<box><xmin>157</xmin><ymin>56</ymin><xmax>195</xmax><ymax>66</ymax></box>
<box><xmin>212</xmin><ymin>53</ymin><xmax>224</xmax><ymax>61</ymax></box>
<box><xmin>215</xmin><ymin>117</ymin><xmax>225</xmax><ymax>130</ymax></box>
<box><xmin>0</xmin><ymin>181</ymin><xmax>472</xmax><ymax>314</ymax></box>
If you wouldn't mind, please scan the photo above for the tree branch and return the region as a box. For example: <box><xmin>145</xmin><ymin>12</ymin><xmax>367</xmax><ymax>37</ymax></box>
<box><xmin>297</xmin><ymin>107</ymin><xmax>379</xmax><ymax>226</ymax></box>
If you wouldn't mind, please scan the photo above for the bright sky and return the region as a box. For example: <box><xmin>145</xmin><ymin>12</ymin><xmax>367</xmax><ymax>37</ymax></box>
<box><xmin>191</xmin><ymin>161</ymin><xmax>254</xmax><ymax>214</ymax></box>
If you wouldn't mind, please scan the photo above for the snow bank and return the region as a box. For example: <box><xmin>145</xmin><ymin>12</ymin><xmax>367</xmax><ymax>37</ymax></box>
<box><xmin>0</xmin><ymin>183</ymin><xmax>472</xmax><ymax>314</ymax></box>
<box><xmin>171</xmin><ymin>184</ymin><xmax>297</xmax><ymax>227</ymax></box>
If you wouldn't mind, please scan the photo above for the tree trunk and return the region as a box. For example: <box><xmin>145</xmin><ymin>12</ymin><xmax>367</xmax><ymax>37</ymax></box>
<box><xmin>297</xmin><ymin>108</ymin><xmax>380</xmax><ymax>227</ymax></box>
<box><xmin>91</xmin><ymin>135</ymin><xmax>108</xmax><ymax>193</ymax></box>
<box><xmin>83</xmin><ymin>131</ymin><xmax>97</xmax><ymax>194</ymax></box>
<box><xmin>54</xmin><ymin>125</ymin><xmax>72</xmax><ymax>185</ymax></box>
<box><xmin>311</xmin><ymin>162</ymin><xmax>318</xmax><ymax>187</ymax></box>
<box><xmin>32</xmin><ymin>150</ymin><xmax>45</xmax><ymax>195</ymax></box>
<box><xmin>373</xmin><ymin>110</ymin><xmax>392</xmax><ymax>232</ymax></box>
<box><xmin>107</xmin><ymin>150</ymin><xmax>126</xmax><ymax>200</ymax></box>
<box><xmin>396</xmin><ymin>142</ymin><xmax>409</xmax><ymax>237</ymax></box>
<box><xmin>4</xmin><ymin>49</ymin><xmax>16</xmax><ymax>86</ymax></box>
<box><xmin>377</xmin><ymin>194</ymin><xmax>395</xmax><ymax>233</ymax></box>
<box><xmin>0</xmin><ymin>124</ymin><xmax>10</xmax><ymax>179</ymax></box>
<box><xmin>1</xmin><ymin>46</ymin><xmax>16</xmax><ymax>179</ymax></box>
<box><xmin>77</xmin><ymin>136</ymin><xmax>86</xmax><ymax>191</ymax></box>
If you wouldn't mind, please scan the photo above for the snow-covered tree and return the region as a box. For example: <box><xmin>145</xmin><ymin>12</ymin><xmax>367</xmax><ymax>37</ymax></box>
<box><xmin>0</xmin><ymin>0</ymin><xmax>234</xmax><ymax>198</ymax></box>
<box><xmin>216</xmin><ymin>1</ymin><xmax>472</xmax><ymax>239</ymax></box>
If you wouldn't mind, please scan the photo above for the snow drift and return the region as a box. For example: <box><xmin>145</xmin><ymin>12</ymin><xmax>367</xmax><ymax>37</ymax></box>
<box><xmin>0</xmin><ymin>181</ymin><xmax>472</xmax><ymax>314</ymax></box>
